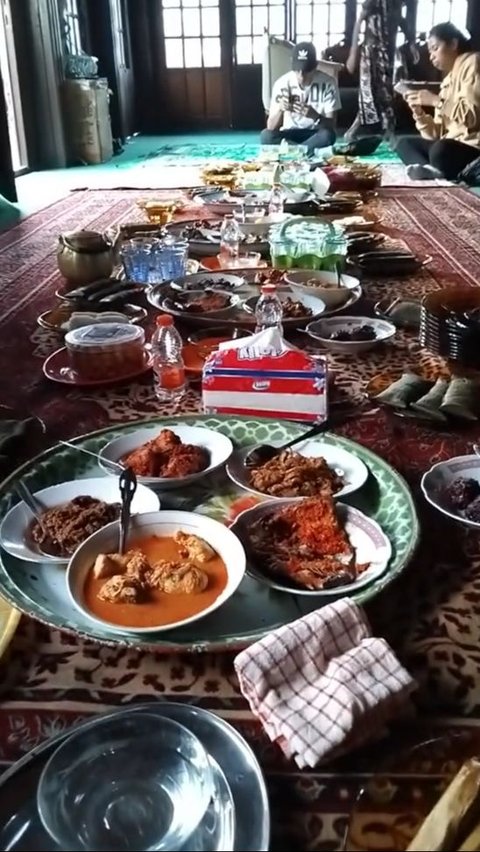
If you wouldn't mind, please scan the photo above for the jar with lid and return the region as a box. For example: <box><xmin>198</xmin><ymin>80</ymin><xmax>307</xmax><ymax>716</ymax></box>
<box><xmin>65</xmin><ymin>322</ymin><xmax>146</xmax><ymax>381</ymax></box>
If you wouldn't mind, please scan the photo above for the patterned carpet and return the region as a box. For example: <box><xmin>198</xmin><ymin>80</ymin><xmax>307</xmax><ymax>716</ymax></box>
<box><xmin>1</xmin><ymin>186</ymin><xmax>480</xmax><ymax>848</ymax></box>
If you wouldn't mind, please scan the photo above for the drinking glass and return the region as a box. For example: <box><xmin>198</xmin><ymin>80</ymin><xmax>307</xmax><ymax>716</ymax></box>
<box><xmin>37</xmin><ymin>713</ymin><xmax>214</xmax><ymax>852</ymax></box>
<box><xmin>269</xmin><ymin>237</ymin><xmax>296</xmax><ymax>269</ymax></box>
<box><xmin>151</xmin><ymin>238</ymin><xmax>188</xmax><ymax>283</ymax></box>
<box><xmin>120</xmin><ymin>238</ymin><xmax>153</xmax><ymax>284</ymax></box>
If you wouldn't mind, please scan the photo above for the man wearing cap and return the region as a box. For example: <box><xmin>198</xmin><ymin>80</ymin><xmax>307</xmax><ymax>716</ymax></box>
<box><xmin>260</xmin><ymin>42</ymin><xmax>341</xmax><ymax>152</ymax></box>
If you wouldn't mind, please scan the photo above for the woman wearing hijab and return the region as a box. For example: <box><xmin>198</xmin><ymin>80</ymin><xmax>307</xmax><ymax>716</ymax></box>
<box><xmin>345</xmin><ymin>0</ymin><xmax>406</xmax><ymax>140</ymax></box>
<box><xmin>395</xmin><ymin>23</ymin><xmax>480</xmax><ymax>180</ymax></box>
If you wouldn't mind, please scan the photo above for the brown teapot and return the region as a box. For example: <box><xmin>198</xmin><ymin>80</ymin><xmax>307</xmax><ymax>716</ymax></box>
<box><xmin>57</xmin><ymin>230</ymin><xmax>114</xmax><ymax>286</ymax></box>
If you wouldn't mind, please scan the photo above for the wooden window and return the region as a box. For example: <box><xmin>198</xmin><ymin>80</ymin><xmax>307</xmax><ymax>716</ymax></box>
<box><xmin>111</xmin><ymin>0</ymin><xmax>131</xmax><ymax>69</ymax></box>
<box><xmin>234</xmin><ymin>0</ymin><xmax>287</xmax><ymax>65</ymax></box>
<box><xmin>293</xmin><ymin>0</ymin><xmax>347</xmax><ymax>52</ymax></box>
<box><xmin>162</xmin><ymin>0</ymin><xmax>221</xmax><ymax>68</ymax></box>
<box><xmin>416</xmin><ymin>0</ymin><xmax>469</xmax><ymax>36</ymax></box>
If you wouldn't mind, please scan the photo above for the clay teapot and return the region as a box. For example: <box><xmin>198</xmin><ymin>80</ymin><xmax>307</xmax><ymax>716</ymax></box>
<box><xmin>57</xmin><ymin>230</ymin><xmax>114</xmax><ymax>286</ymax></box>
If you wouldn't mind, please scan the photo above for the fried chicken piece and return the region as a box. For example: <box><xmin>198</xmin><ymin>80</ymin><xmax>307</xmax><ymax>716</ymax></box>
<box><xmin>161</xmin><ymin>444</ymin><xmax>208</xmax><ymax>478</ymax></box>
<box><xmin>174</xmin><ymin>531</ymin><xmax>215</xmax><ymax>564</ymax></box>
<box><xmin>98</xmin><ymin>574</ymin><xmax>144</xmax><ymax>604</ymax></box>
<box><xmin>150</xmin><ymin>429</ymin><xmax>181</xmax><ymax>453</ymax></box>
<box><xmin>122</xmin><ymin>444</ymin><xmax>157</xmax><ymax>477</ymax></box>
<box><xmin>147</xmin><ymin>560</ymin><xmax>208</xmax><ymax>594</ymax></box>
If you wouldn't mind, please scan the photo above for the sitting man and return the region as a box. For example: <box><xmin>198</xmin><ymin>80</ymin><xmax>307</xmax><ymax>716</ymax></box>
<box><xmin>260</xmin><ymin>42</ymin><xmax>340</xmax><ymax>152</ymax></box>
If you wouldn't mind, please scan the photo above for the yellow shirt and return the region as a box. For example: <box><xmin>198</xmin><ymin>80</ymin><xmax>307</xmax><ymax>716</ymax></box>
<box><xmin>415</xmin><ymin>52</ymin><xmax>480</xmax><ymax>148</ymax></box>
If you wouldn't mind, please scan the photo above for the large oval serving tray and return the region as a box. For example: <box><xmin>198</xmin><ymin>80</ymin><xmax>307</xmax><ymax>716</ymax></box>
<box><xmin>0</xmin><ymin>415</ymin><xmax>419</xmax><ymax>652</ymax></box>
<box><xmin>0</xmin><ymin>702</ymin><xmax>270</xmax><ymax>852</ymax></box>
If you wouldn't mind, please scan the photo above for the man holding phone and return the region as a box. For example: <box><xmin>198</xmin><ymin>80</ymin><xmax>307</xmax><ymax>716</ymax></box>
<box><xmin>260</xmin><ymin>42</ymin><xmax>341</xmax><ymax>152</ymax></box>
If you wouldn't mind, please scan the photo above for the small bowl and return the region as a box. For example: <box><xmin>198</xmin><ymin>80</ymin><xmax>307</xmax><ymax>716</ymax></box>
<box><xmin>217</xmin><ymin>251</ymin><xmax>261</xmax><ymax>269</ymax></box>
<box><xmin>67</xmin><ymin>509</ymin><xmax>246</xmax><ymax>633</ymax></box>
<box><xmin>98</xmin><ymin>423</ymin><xmax>234</xmax><ymax>490</ymax></box>
<box><xmin>285</xmin><ymin>270</ymin><xmax>360</xmax><ymax>308</ymax></box>
<box><xmin>37</xmin><ymin>712</ymin><xmax>214</xmax><ymax>851</ymax></box>
<box><xmin>306</xmin><ymin>316</ymin><xmax>396</xmax><ymax>354</ymax></box>
<box><xmin>242</xmin><ymin>291</ymin><xmax>326</xmax><ymax>320</ymax></box>
<box><xmin>0</xmin><ymin>477</ymin><xmax>160</xmax><ymax>565</ymax></box>
<box><xmin>169</xmin><ymin>271</ymin><xmax>245</xmax><ymax>292</ymax></box>
<box><xmin>421</xmin><ymin>455</ymin><xmax>480</xmax><ymax>529</ymax></box>
<box><xmin>230</xmin><ymin>499</ymin><xmax>391</xmax><ymax>596</ymax></box>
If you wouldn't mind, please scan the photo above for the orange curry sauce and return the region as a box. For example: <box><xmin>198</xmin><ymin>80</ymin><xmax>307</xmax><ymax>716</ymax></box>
<box><xmin>83</xmin><ymin>534</ymin><xmax>228</xmax><ymax>628</ymax></box>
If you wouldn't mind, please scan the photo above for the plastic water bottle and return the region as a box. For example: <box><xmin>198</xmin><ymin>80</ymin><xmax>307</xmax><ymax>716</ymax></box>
<box><xmin>268</xmin><ymin>184</ymin><xmax>284</xmax><ymax>216</ymax></box>
<box><xmin>255</xmin><ymin>284</ymin><xmax>283</xmax><ymax>334</ymax></box>
<box><xmin>151</xmin><ymin>314</ymin><xmax>186</xmax><ymax>403</ymax></box>
<box><xmin>219</xmin><ymin>215</ymin><xmax>241</xmax><ymax>261</ymax></box>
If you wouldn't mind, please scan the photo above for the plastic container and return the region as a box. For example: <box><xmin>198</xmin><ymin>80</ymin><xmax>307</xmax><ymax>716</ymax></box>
<box><xmin>268</xmin><ymin>184</ymin><xmax>284</xmax><ymax>216</ymax></box>
<box><xmin>151</xmin><ymin>314</ymin><xmax>186</xmax><ymax>403</ymax></box>
<box><xmin>65</xmin><ymin>323</ymin><xmax>145</xmax><ymax>381</ymax></box>
<box><xmin>255</xmin><ymin>284</ymin><xmax>283</xmax><ymax>334</ymax></box>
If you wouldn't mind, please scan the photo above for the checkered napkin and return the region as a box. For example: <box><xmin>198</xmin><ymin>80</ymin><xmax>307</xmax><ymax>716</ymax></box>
<box><xmin>234</xmin><ymin>599</ymin><xmax>416</xmax><ymax>768</ymax></box>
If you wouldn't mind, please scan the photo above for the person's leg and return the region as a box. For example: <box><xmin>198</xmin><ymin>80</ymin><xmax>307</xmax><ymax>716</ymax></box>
<box><xmin>303</xmin><ymin>126</ymin><xmax>336</xmax><ymax>153</ymax></box>
<box><xmin>395</xmin><ymin>136</ymin><xmax>433</xmax><ymax>166</ymax></box>
<box><xmin>260</xmin><ymin>128</ymin><xmax>282</xmax><ymax>145</ymax></box>
<box><xmin>429</xmin><ymin>139</ymin><xmax>480</xmax><ymax>180</ymax></box>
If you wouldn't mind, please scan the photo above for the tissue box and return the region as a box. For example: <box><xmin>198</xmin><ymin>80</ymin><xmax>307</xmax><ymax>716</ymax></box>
<box><xmin>202</xmin><ymin>328</ymin><xmax>328</xmax><ymax>423</ymax></box>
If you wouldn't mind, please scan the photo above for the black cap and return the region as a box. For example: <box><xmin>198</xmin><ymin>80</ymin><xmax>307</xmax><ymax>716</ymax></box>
<box><xmin>292</xmin><ymin>42</ymin><xmax>317</xmax><ymax>72</ymax></box>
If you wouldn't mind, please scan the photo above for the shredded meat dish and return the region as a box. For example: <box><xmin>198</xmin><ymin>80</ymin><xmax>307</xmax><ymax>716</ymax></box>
<box><xmin>249</xmin><ymin>450</ymin><xmax>344</xmax><ymax>498</ymax></box>
<box><xmin>31</xmin><ymin>496</ymin><xmax>120</xmax><ymax>558</ymax></box>
<box><xmin>247</xmin><ymin>497</ymin><xmax>368</xmax><ymax>590</ymax></box>
<box><xmin>121</xmin><ymin>429</ymin><xmax>209</xmax><ymax>478</ymax></box>
<box><xmin>281</xmin><ymin>297</ymin><xmax>313</xmax><ymax>319</ymax></box>
<box><xmin>94</xmin><ymin>534</ymin><xmax>213</xmax><ymax>603</ymax></box>
<box><xmin>254</xmin><ymin>270</ymin><xmax>285</xmax><ymax>287</ymax></box>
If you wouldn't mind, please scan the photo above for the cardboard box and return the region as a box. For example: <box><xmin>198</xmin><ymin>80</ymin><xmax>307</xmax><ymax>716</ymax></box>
<box><xmin>202</xmin><ymin>328</ymin><xmax>328</xmax><ymax>423</ymax></box>
<box><xmin>62</xmin><ymin>78</ymin><xmax>113</xmax><ymax>165</ymax></box>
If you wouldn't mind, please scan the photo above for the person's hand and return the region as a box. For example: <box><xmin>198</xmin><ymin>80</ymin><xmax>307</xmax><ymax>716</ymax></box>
<box><xmin>408</xmin><ymin>102</ymin><xmax>425</xmax><ymax>118</ymax></box>
<box><xmin>278</xmin><ymin>95</ymin><xmax>291</xmax><ymax>112</ymax></box>
<box><xmin>346</xmin><ymin>52</ymin><xmax>357</xmax><ymax>75</ymax></box>
<box><xmin>405</xmin><ymin>89</ymin><xmax>439</xmax><ymax>108</ymax></box>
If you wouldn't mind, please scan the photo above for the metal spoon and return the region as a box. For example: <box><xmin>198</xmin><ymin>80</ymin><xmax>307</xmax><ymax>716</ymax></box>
<box><xmin>15</xmin><ymin>480</ymin><xmax>59</xmax><ymax>558</ymax></box>
<box><xmin>59</xmin><ymin>440</ymin><xmax>124</xmax><ymax>472</ymax></box>
<box><xmin>245</xmin><ymin>420</ymin><xmax>330</xmax><ymax>468</ymax></box>
<box><xmin>118</xmin><ymin>467</ymin><xmax>137</xmax><ymax>555</ymax></box>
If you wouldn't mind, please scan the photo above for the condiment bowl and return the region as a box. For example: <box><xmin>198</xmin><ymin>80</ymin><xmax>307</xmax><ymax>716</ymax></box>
<box><xmin>37</xmin><ymin>711</ymin><xmax>214</xmax><ymax>851</ymax></box>
<box><xmin>98</xmin><ymin>423</ymin><xmax>234</xmax><ymax>490</ymax></box>
<box><xmin>0</xmin><ymin>477</ymin><xmax>160</xmax><ymax>565</ymax></box>
<box><xmin>421</xmin><ymin>455</ymin><xmax>480</xmax><ymax>529</ymax></box>
<box><xmin>67</xmin><ymin>510</ymin><xmax>247</xmax><ymax>633</ymax></box>
<box><xmin>305</xmin><ymin>316</ymin><xmax>396</xmax><ymax>354</ymax></box>
<box><xmin>285</xmin><ymin>270</ymin><xmax>360</xmax><ymax>308</ymax></box>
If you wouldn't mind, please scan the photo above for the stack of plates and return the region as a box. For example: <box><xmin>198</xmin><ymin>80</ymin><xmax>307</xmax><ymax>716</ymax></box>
<box><xmin>420</xmin><ymin>288</ymin><xmax>480</xmax><ymax>368</ymax></box>
<box><xmin>0</xmin><ymin>704</ymin><xmax>270</xmax><ymax>851</ymax></box>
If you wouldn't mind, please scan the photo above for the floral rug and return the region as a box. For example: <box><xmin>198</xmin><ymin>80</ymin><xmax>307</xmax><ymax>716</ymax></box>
<box><xmin>1</xmin><ymin>186</ymin><xmax>480</xmax><ymax>848</ymax></box>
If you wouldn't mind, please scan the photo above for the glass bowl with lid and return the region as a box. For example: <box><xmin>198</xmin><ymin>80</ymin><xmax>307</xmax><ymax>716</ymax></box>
<box><xmin>65</xmin><ymin>322</ymin><xmax>146</xmax><ymax>381</ymax></box>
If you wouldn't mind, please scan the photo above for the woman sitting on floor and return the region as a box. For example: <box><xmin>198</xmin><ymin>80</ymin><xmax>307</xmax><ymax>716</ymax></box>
<box><xmin>395</xmin><ymin>23</ymin><xmax>480</xmax><ymax>181</ymax></box>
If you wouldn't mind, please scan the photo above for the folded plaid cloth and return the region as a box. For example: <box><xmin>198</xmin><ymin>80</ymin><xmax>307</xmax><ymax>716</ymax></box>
<box><xmin>234</xmin><ymin>599</ymin><xmax>416</xmax><ymax>768</ymax></box>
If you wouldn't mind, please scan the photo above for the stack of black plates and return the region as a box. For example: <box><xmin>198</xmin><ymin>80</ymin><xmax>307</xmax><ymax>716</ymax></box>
<box><xmin>420</xmin><ymin>288</ymin><xmax>480</xmax><ymax>368</ymax></box>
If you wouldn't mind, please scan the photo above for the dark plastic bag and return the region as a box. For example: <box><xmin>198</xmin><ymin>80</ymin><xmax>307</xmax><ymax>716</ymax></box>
<box><xmin>458</xmin><ymin>155</ymin><xmax>480</xmax><ymax>186</ymax></box>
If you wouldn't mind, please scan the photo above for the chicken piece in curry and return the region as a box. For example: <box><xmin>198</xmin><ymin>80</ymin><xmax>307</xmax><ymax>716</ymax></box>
<box><xmin>121</xmin><ymin>429</ymin><xmax>209</xmax><ymax>479</ymax></box>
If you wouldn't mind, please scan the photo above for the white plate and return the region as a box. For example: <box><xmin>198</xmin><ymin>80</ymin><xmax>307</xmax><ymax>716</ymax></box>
<box><xmin>230</xmin><ymin>500</ymin><xmax>391</xmax><ymax>596</ymax></box>
<box><xmin>67</xmin><ymin>510</ymin><xmax>246</xmax><ymax>634</ymax></box>
<box><xmin>242</xmin><ymin>290</ymin><xmax>326</xmax><ymax>318</ymax></box>
<box><xmin>0</xmin><ymin>478</ymin><xmax>160</xmax><ymax>565</ymax></box>
<box><xmin>99</xmin><ymin>424</ymin><xmax>234</xmax><ymax>490</ymax></box>
<box><xmin>421</xmin><ymin>455</ymin><xmax>480</xmax><ymax>529</ymax></box>
<box><xmin>306</xmin><ymin>316</ymin><xmax>396</xmax><ymax>354</ymax></box>
<box><xmin>286</xmin><ymin>270</ymin><xmax>360</xmax><ymax>309</ymax></box>
<box><xmin>226</xmin><ymin>440</ymin><xmax>369</xmax><ymax>501</ymax></box>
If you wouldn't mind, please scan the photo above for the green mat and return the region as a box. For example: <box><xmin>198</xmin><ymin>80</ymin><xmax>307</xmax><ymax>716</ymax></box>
<box><xmin>113</xmin><ymin>137</ymin><xmax>400</xmax><ymax>169</ymax></box>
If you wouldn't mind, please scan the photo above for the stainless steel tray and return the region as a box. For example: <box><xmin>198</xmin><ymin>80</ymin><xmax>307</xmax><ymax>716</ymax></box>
<box><xmin>0</xmin><ymin>702</ymin><xmax>270</xmax><ymax>852</ymax></box>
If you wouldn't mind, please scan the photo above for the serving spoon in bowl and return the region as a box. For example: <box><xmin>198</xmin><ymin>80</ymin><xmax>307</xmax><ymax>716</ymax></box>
<box><xmin>118</xmin><ymin>467</ymin><xmax>137</xmax><ymax>555</ymax></box>
<box><xmin>245</xmin><ymin>420</ymin><xmax>330</xmax><ymax>468</ymax></box>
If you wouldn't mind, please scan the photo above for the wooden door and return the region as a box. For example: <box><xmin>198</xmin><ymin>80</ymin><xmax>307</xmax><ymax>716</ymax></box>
<box><xmin>109</xmin><ymin>0</ymin><xmax>136</xmax><ymax>138</ymax></box>
<box><xmin>160</xmin><ymin>0</ymin><xmax>226</xmax><ymax>128</ymax></box>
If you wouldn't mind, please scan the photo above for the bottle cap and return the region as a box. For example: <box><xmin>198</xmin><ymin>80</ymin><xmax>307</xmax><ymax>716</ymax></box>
<box><xmin>156</xmin><ymin>314</ymin><xmax>174</xmax><ymax>327</ymax></box>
